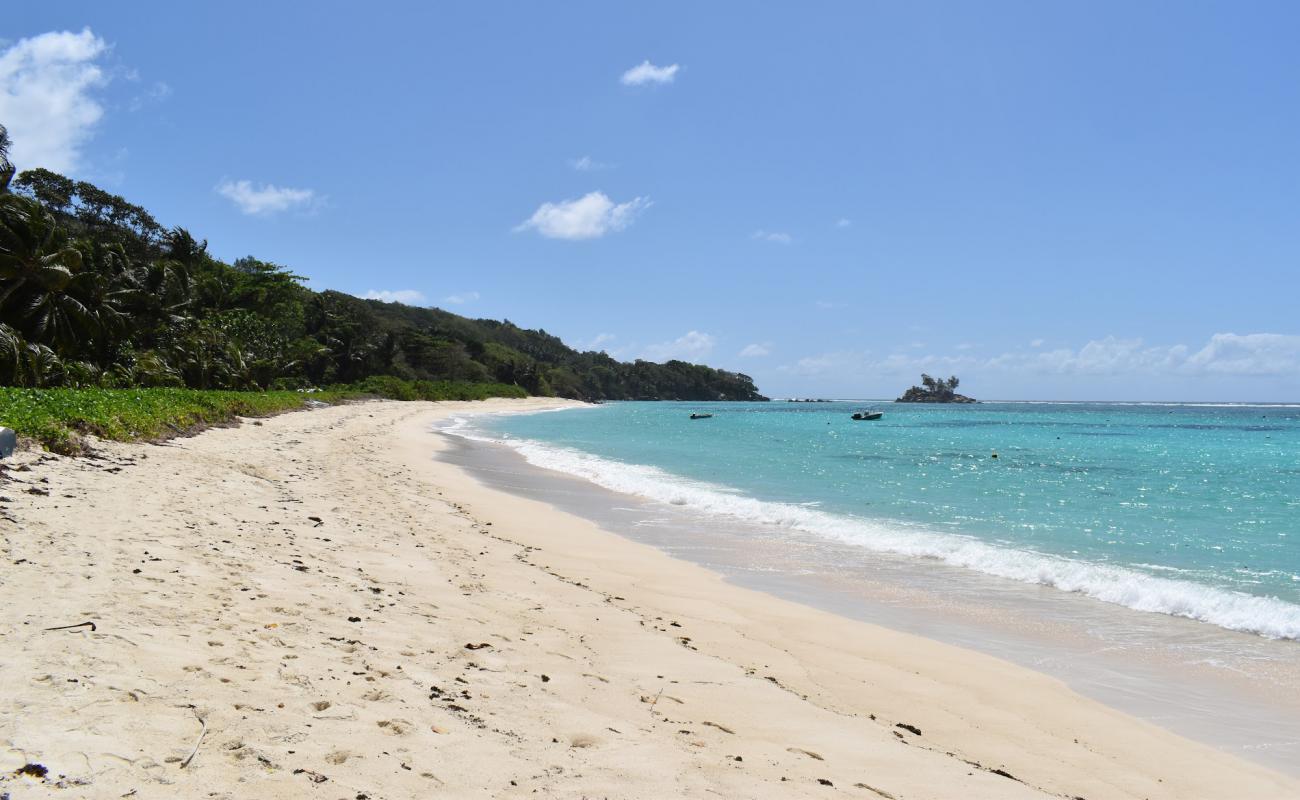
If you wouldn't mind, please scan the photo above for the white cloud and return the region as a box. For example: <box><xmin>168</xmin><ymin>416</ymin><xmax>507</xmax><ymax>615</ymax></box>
<box><xmin>0</xmin><ymin>28</ymin><xmax>110</xmax><ymax>173</ymax></box>
<box><xmin>1029</xmin><ymin>338</ymin><xmax>1045</xmax><ymax>348</ymax></box>
<box><xmin>1184</xmin><ymin>333</ymin><xmax>1300</xmax><ymax>376</ymax></box>
<box><xmin>739</xmin><ymin>343</ymin><xmax>771</xmax><ymax>358</ymax></box>
<box><xmin>777</xmin><ymin>351</ymin><xmax>868</xmax><ymax>377</ymax></box>
<box><xmin>570</xmin><ymin>155</ymin><xmax>611</xmax><ymax>171</ymax></box>
<box><xmin>991</xmin><ymin>337</ymin><xmax>1190</xmax><ymax>375</ymax></box>
<box><xmin>835</xmin><ymin>218</ymin><xmax>852</xmax><ymax>228</ymax></box>
<box><xmin>129</xmin><ymin>80</ymin><xmax>172</xmax><ymax>111</ymax></box>
<box><xmin>621</xmin><ymin>60</ymin><xmax>680</xmax><ymax>86</ymax></box>
<box><xmin>641</xmin><ymin>330</ymin><xmax>716</xmax><ymax>363</ymax></box>
<box><xmin>577</xmin><ymin>332</ymin><xmax>619</xmax><ymax>353</ymax></box>
<box><xmin>443</xmin><ymin>291</ymin><xmax>480</xmax><ymax>305</ymax></box>
<box><xmin>815</xmin><ymin>300</ymin><xmax>845</xmax><ymax>310</ymax></box>
<box><xmin>216</xmin><ymin>179</ymin><xmax>317</xmax><ymax>216</ymax></box>
<box><xmin>516</xmin><ymin>191</ymin><xmax>649</xmax><ymax>240</ymax></box>
<box><xmin>780</xmin><ymin>333</ymin><xmax>1300</xmax><ymax>381</ymax></box>
<box><xmin>955</xmin><ymin>342</ymin><xmax>977</xmax><ymax>351</ymax></box>
<box><xmin>752</xmin><ymin>229</ymin><xmax>792</xmax><ymax>244</ymax></box>
<box><xmin>363</xmin><ymin>289</ymin><xmax>426</xmax><ymax>305</ymax></box>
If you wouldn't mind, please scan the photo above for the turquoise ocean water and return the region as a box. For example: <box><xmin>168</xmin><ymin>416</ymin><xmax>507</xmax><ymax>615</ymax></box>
<box><xmin>458</xmin><ymin>401</ymin><xmax>1300</xmax><ymax>640</ymax></box>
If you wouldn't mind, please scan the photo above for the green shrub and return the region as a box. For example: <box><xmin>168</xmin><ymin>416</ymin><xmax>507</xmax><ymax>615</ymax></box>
<box><xmin>340</xmin><ymin>376</ymin><xmax>527</xmax><ymax>401</ymax></box>
<box><xmin>0</xmin><ymin>380</ymin><xmax>530</xmax><ymax>454</ymax></box>
<box><xmin>0</xmin><ymin>387</ymin><xmax>353</xmax><ymax>454</ymax></box>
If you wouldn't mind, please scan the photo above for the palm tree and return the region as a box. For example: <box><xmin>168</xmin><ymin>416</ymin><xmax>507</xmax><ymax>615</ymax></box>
<box><xmin>0</xmin><ymin>321</ymin><xmax>25</xmax><ymax>384</ymax></box>
<box><xmin>0</xmin><ymin>196</ymin><xmax>92</xmax><ymax>352</ymax></box>
<box><xmin>116</xmin><ymin>258</ymin><xmax>192</xmax><ymax>340</ymax></box>
<box><xmin>0</xmin><ymin>124</ymin><xmax>14</xmax><ymax>191</ymax></box>
<box><xmin>70</xmin><ymin>249</ymin><xmax>135</xmax><ymax>364</ymax></box>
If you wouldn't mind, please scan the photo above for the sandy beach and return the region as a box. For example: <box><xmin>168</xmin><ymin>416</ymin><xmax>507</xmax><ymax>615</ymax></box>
<box><xmin>2</xmin><ymin>397</ymin><xmax>1297</xmax><ymax>799</ymax></box>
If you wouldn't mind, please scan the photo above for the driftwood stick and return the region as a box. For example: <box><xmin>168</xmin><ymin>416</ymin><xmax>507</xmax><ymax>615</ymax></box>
<box><xmin>43</xmin><ymin>621</ymin><xmax>97</xmax><ymax>632</ymax></box>
<box><xmin>180</xmin><ymin>710</ymin><xmax>207</xmax><ymax>769</ymax></box>
<box><xmin>648</xmin><ymin>686</ymin><xmax>665</xmax><ymax>715</ymax></box>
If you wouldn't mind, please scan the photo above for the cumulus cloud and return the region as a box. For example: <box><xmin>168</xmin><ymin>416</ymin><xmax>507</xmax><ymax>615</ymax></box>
<box><xmin>516</xmin><ymin>191</ymin><xmax>649</xmax><ymax>240</ymax></box>
<box><xmin>1184</xmin><ymin>333</ymin><xmax>1300</xmax><ymax>375</ymax></box>
<box><xmin>989</xmin><ymin>337</ymin><xmax>1190</xmax><ymax>375</ymax></box>
<box><xmin>739</xmin><ymin>343</ymin><xmax>771</xmax><ymax>358</ymax></box>
<box><xmin>363</xmin><ymin>289</ymin><xmax>426</xmax><ymax>305</ymax></box>
<box><xmin>835</xmin><ymin>218</ymin><xmax>852</xmax><ymax>228</ymax></box>
<box><xmin>621</xmin><ymin>60</ymin><xmax>680</xmax><ymax>85</ymax></box>
<box><xmin>780</xmin><ymin>333</ymin><xmax>1300</xmax><ymax>380</ymax></box>
<box><xmin>1030</xmin><ymin>338</ymin><xmax>1045</xmax><ymax>348</ymax></box>
<box><xmin>752</xmin><ymin>230</ymin><xmax>792</xmax><ymax>244</ymax></box>
<box><xmin>216</xmin><ymin>179</ymin><xmax>317</xmax><ymax>216</ymax></box>
<box><xmin>0</xmin><ymin>28</ymin><xmax>110</xmax><ymax>173</ymax></box>
<box><xmin>443</xmin><ymin>291</ymin><xmax>480</xmax><ymax>305</ymax></box>
<box><xmin>641</xmin><ymin>330</ymin><xmax>716</xmax><ymax>363</ymax></box>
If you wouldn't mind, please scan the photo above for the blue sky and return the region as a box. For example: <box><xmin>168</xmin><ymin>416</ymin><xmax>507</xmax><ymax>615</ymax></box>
<box><xmin>4</xmin><ymin>1</ymin><xmax>1299</xmax><ymax>400</ymax></box>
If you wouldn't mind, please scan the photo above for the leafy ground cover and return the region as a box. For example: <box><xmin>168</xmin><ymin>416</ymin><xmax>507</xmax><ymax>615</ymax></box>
<box><xmin>0</xmin><ymin>379</ymin><xmax>526</xmax><ymax>454</ymax></box>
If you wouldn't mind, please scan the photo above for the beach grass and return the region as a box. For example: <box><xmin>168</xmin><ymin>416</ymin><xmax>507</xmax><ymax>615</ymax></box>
<box><xmin>0</xmin><ymin>380</ymin><xmax>528</xmax><ymax>454</ymax></box>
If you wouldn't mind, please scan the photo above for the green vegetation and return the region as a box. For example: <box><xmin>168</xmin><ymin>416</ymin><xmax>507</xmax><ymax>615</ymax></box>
<box><xmin>0</xmin><ymin>378</ymin><xmax>527</xmax><ymax>453</ymax></box>
<box><xmin>0</xmin><ymin>387</ymin><xmax>347</xmax><ymax>454</ymax></box>
<box><xmin>0</xmin><ymin>124</ymin><xmax>764</xmax><ymax>402</ymax></box>
<box><xmin>895</xmin><ymin>374</ymin><xmax>977</xmax><ymax>403</ymax></box>
<box><xmin>347</xmin><ymin>376</ymin><xmax>527</xmax><ymax>401</ymax></box>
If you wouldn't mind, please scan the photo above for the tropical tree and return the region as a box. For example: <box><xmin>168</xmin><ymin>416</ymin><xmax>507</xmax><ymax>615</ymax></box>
<box><xmin>12</xmin><ymin>168</ymin><xmax>75</xmax><ymax>212</ymax></box>
<box><xmin>0</xmin><ymin>124</ymin><xmax>13</xmax><ymax>192</ymax></box>
<box><xmin>0</xmin><ymin>166</ymin><xmax>768</xmax><ymax>399</ymax></box>
<box><xmin>0</xmin><ymin>196</ymin><xmax>91</xmax><ymax>351</ymax></box>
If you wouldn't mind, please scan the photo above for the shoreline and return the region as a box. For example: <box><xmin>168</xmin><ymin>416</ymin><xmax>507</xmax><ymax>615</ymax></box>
<box><xmin>439</xmin><ymin>429</ymin><xmax>1300</xmax><ymax>775</ymax></box>
<box><xmin>459</xmin><ymin>400</ymin><xmax>1300</xmax><ymax>641</ymax></box>
<box><xmin>2</xmin><ymin>398</ymin><xmax>1296</xmax><ymax>798</ymax></box>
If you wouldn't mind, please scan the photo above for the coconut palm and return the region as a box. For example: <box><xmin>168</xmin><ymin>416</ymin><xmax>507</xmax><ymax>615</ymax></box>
<box><xmin>0</xmin><ymin>321</ymin><xmax>25</xmax><ymax>384</ymax></box>
<box><xmin>0</xmin><ymin>124</ymin><xmax>14</xmax><ymax>191</ymax></box>
<box><xmin>0</xmin><ymin>196</ymin><xmax>92</xmax><ymax>351</ymax></box>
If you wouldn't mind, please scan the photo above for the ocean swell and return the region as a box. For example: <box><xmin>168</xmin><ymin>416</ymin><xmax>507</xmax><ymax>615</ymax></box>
<box><xmin>443</xmin><ymin>419</ymin><xmax>1300</xmax><ymax>641</ymax></box>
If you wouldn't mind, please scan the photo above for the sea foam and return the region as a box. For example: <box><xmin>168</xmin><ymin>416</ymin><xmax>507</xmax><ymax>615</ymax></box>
<box><xmin>444</xmin><ymin>418</ymin><xmax>1300</xmax><ymax>641</ymax></box>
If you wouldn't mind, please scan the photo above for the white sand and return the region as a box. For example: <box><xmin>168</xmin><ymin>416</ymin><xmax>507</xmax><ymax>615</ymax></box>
<box><xmin>1</xmin><ymin>397</ymin><xmax>1296</xmax><ymax>799</ymax></box>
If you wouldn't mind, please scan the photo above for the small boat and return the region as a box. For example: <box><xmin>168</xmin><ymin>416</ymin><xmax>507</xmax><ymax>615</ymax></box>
<box><xmin>689</xmin><ymin>412</ymin><xmax>713</xmax><ymax>420</ymax></box>
<box><xmin>851</xmin><ymin>410</ymin><xmax>883</xmax><ymax>421</ymax></box>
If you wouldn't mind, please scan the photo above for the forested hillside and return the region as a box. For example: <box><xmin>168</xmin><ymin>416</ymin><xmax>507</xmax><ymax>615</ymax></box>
<box><xmin>0</xmin><ymin>127</ymin><xmax>765</xmax><ymax>401</ymax></box>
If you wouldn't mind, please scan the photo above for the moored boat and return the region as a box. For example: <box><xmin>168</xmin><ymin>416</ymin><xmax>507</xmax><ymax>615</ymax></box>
<box><xmin>851</xmin><ymin>410</ymin><xmax>883</xmax><ymax>421</ymax></box>
<box><xmin>690</xmin><ymin>413</ymin><xmax>714</xmax><ymax>419</ymax></box>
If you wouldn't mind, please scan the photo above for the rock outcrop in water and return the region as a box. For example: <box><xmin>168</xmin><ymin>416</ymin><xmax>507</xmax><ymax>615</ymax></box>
<box><xmin>895</xmin><ymin>374</ymin><xmax>977</xmax><ymax>403</ymax></box>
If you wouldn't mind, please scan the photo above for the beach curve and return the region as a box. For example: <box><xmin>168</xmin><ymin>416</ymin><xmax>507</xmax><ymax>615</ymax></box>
<box><xmin>1</xmin><ymin>398</ymin><xmax>1296</xmax><ymax>799</ymax></box>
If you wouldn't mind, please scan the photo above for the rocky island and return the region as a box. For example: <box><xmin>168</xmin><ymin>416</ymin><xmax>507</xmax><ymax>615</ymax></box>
<box><xmin>895</xmin><ymin>374</ymin><xmax>978</xmax><ymax>403</ymax></box>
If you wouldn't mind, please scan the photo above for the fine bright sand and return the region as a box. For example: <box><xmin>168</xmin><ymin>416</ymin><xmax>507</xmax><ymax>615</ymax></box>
<box><xmin>1</xmin><ymin>398</ymin><xmax>1296</xmax><ymax>799</ymax></box>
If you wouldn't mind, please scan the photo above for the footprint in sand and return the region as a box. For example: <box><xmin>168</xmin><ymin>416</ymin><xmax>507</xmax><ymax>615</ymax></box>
<box><xmin>324</xmin><ymin>750</ymin><xmax>354</xmax><ymax>764</ymax></box>
<box><xmin>377</xmin><ymin>719</ymin><xmax>413</xmax><ymax>735</ymax></box>
<box><xmin>310</xmin><ymin>700</ymin><xmax>331</xmax><ymax>711</ymax></box>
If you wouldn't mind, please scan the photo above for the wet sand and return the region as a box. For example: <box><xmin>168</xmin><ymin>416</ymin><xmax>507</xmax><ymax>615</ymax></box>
<box><xmin>442</xmin><ymin>432</ymin><xmax>1300</xmax><ymax>775</ymax></box>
